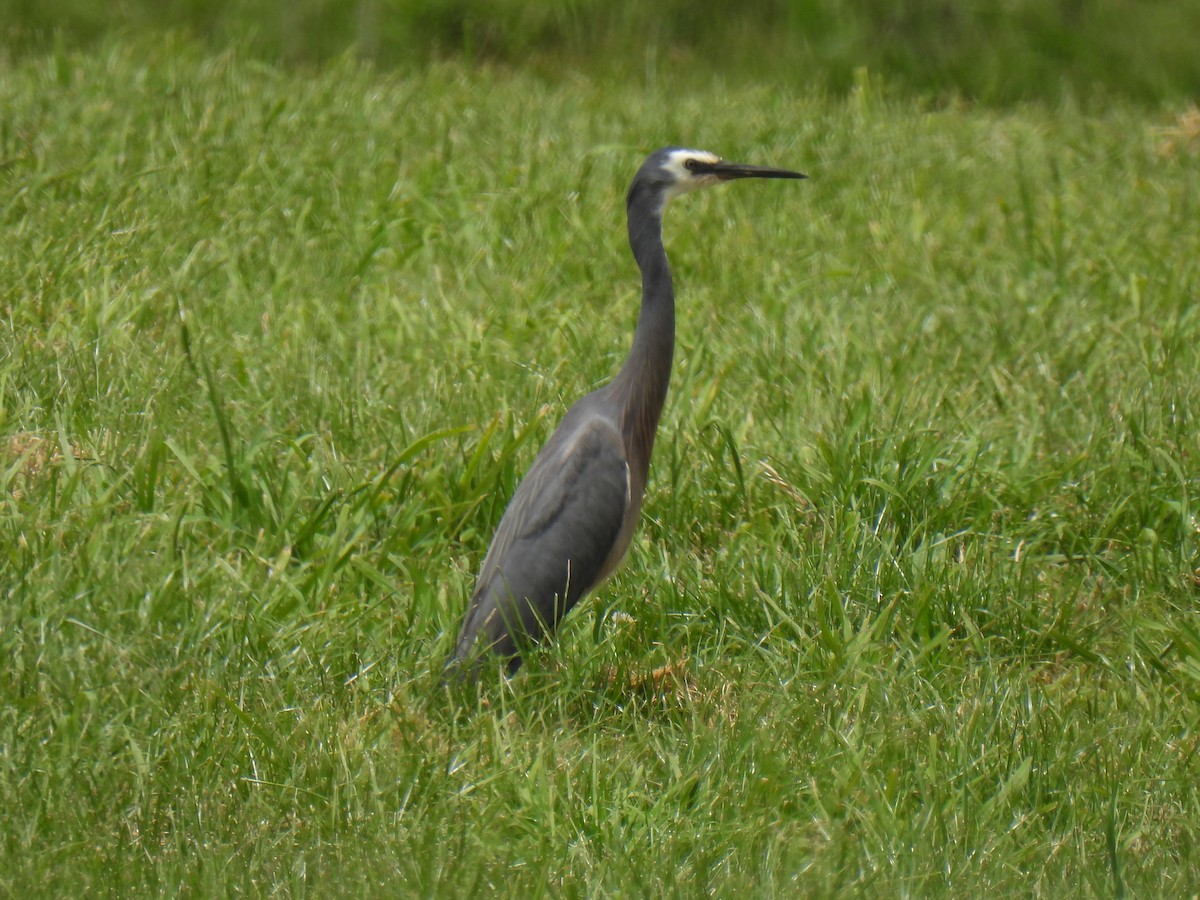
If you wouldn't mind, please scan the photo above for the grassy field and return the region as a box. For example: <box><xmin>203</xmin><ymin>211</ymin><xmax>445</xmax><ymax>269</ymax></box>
<box><xmin>3</xmin><ymin>34</ymin><xmax>1200</xmax><ymax>895</ymax></box>
<box><xmin>7</xmin><ymin>0</ymin><xmax>1200</xmax><ymax>105</ymax></box>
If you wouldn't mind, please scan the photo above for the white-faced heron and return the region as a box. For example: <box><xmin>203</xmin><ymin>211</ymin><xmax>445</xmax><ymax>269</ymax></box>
<box><xmin>448</xmin><ymin>147</ymin><xmax>805</xmax><ymax>678</ymax></box>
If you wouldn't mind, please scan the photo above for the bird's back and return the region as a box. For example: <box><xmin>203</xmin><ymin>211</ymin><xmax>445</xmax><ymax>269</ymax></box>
<box><xmin>450</xmin><ymin>390</ymin><xmax>634</xmax><ymax>672</ymax></box>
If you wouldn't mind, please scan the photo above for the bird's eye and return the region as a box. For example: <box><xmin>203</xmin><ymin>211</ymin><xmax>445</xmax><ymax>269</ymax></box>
<box><xmin>683</xmin><ymin>158</ymin><xmax>700</xmax><ymax>171</ymax></box>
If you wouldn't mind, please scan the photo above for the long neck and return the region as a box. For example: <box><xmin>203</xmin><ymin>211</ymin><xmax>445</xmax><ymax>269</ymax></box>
<box><xmin>611</xmin><ymin>186</ymin><xmax>674</xmax><ymax>471</ymax></box>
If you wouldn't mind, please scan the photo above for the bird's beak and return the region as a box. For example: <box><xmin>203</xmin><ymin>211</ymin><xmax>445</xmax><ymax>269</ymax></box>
<box><xmin>701</xmin><ymin>160</ymin><xmax>807</xmax><ymax>181</ymax></box>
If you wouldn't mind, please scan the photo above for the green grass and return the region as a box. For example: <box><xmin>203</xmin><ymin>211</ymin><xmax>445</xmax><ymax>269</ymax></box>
<box><xmin>6</xmin><ymin>0</ymin><xmax>1200</xmax><ymax>105</ymax></box>
<box><xmin>3</xmin><ymin>35</ymin><xmax>1200</xmax><ymax>895</ymax></box>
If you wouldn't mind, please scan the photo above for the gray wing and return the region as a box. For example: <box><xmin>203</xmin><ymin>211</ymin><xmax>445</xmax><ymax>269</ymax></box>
<box><xmin>451</xmin><ymin>410</ymin><xmax>631</xmax><ymax>669</ymax></box>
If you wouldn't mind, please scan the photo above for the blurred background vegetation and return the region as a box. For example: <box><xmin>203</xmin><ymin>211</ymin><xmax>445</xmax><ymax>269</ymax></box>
<box><xmin>2</xmin><ymin>0</ymin><xmax>1198</xmax><ymax>106</ymax></box>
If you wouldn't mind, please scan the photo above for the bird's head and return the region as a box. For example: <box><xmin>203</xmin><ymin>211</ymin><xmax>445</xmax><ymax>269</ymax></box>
<box><xmin>630</xmin><ymin>147</ymin><xmax>806</xmax><ymax>211</ymax></box>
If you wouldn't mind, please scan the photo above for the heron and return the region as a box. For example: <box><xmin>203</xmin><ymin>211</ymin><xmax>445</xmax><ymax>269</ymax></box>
<box><xmin>448</xmin><ymin>147</ymin><xmax>805</xmax><ymax>679</ymax></box>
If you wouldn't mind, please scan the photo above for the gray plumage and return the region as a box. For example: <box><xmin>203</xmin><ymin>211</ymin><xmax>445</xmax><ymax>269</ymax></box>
<box><xmin>449</xmin><ymin>147</ymin><xmax>805</xmax><ymax>678</ymax></box>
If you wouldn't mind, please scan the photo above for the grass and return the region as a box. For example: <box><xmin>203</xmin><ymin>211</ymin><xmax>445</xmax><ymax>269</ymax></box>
<box><xmin>6</xmin><ymin>0</ymin><xmax>1200</xmax><ymax>106</ymax></box>
<box><xmin>2</xmin><ymin>34</ymin><xmax>1200</xmax><ymax>895</ymax></box>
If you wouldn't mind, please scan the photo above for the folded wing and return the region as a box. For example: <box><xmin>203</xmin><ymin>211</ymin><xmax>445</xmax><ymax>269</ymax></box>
<box><xmin>452</xmin><ymin>412</ymin><xmax>631</xmax><ymax>671</ymax></box>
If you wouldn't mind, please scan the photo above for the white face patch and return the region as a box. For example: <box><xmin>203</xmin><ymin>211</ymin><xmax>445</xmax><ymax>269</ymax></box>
<box><xmin>661</xmin><ymin>148</ymin><xmax>723</xmax><ymax>204</ymax></box>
